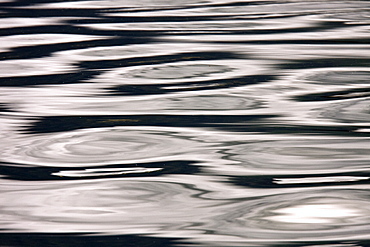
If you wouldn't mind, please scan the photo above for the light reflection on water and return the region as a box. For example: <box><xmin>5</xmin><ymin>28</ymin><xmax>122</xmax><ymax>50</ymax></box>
<box><xmin>1</xmin><ymin>126</ymin><xmax>213</xmax><ymax>166</ymax></box>
<box><xmin>1</xmin><ymin>0</ymin><xmax>370</xmax><ymax>246</ymax></box>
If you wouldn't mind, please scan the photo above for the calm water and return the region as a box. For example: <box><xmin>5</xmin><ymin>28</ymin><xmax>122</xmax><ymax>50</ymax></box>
<box><xmin>1</xmin><ymin>0</ymin><xmax>370</xmax><ymax>246</ymax></box>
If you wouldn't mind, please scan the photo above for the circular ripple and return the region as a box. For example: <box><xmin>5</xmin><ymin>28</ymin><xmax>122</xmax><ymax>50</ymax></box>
<box><xmin>126</xmin><ymin>64</ymin><xmax>232</xmax><ymax>80</ymax></box>
<box><xmin>227</xmin><ymin>138</ymin><xmax>370</xmax><ymax>174</ymax></box>
<box><xmin>1</xmin><ymin>127</ymin><xmax>207</xmax><ymax>167</ymax></box>
<box><xmin>317</xmin><ymin>98</ymin><xmax>370</xmax><ymax>124</ymax></box>
<box><xmin>211</xmin><ymin>189</ymin><xmax>370</xmax><ymax>242</ymax></box>
<box><xmin>0</xmin><ymin>179</ymin><xmax>211</xmax><ymax>233</ymax></box>
<box><xmin>92</xmin><ymin>60</ymin><xmax>265</xmax><ymax>85</ymax></box>
<box><xmin>302</xmin><ymin>70</ymin><xmax>370</xmax><ymax>85</ymax></box>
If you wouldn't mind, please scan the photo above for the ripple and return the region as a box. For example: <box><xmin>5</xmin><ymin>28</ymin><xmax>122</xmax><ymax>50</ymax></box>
<box><xmin>0</xmin><ymin>179</ymin><xmax>212</xmax><ymax>234</ymax></box>
<box><xmin>46</xmin><ymin>93</ymin><xmax>257</xmax><ymax>115</ymax></box>
<box><xmin>91</xmin><ymin>59</ymin><xmax>266</xmax><ymax>85</ymax></box>
<box><xmin>300</xmin><ymin>69</ymin><xmax>370</xmax><ymax>86</ymax></box>
<box><xmin>317</xmin><ymin>98</ymin><xmax>370</xmax><ymax>124</ymax></box>
<box><xmin>1</xmin><ymin>0</ymin><xmax>370</xmax><ymax>246</ymax></box>
<box><xmin>208</xmin><ymin>189</ymin><xmax>370</xmax><ymax>243</ymax></box>
<box><xmin>1</xmin><ymin>127</ymin><xmax>208</xmax><ymax>167</ymax></box>
<box><xmin>126</xmin><ymin>64</ymin><xmax>232</xmax><ymax>80</ymax></box>
<box><xmin>227</xmin><ymin>138</ymin><xmax>370</xmax><ymax>174</ymax></box>
<box><xmin>288</xmin><ymin>68</ymin><xmax>370</xmax><ymax>124</ymax></box>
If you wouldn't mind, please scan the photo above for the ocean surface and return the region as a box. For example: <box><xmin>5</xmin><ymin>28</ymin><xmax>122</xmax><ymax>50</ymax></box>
<box><xmin>1</xmin><ymin>0</ymin><xmax>370</xmax><ymax>246</ymax></box>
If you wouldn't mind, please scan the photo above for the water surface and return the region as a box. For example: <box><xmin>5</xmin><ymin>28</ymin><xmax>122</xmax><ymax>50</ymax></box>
<box><xmin>1</xmin><ymin>0</ymin><xmax>370</xmax><ymax>246</ymax></box>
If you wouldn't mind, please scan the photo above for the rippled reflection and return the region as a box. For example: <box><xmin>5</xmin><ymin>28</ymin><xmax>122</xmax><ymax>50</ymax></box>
<box><xmin>1</xmin><ymin>0</ymin><xmax>370</xmax><ymax>246</ymax></box>
<box><xmin>317</xmin><ymin>99</ymin><xmax>370</xmax><ymax>124</ymax></box>
<box><xmin>3</xmin><ymin>178</ymin><xmax>370</xmax><ymax>245</ymax></box>
<box><xmin>300</xmin><ymin>69</ymin><xmax>370</xmax><ymax>85</ymax></box>
<box><xmin>224</xmin><ymin>137</ymin><xmax>370</xmax><ymax>175</ymax></box>
<box><xmin>1</xmin><ymin>127</ymin><xmax>211</xmax><ymax>166</ymax></box>
<box><xmin>0</xmin><ymin>179</ymin><xmax>216</xmax><ymax>234</ymax></box>
<box><xmin>201</xmin><ymin>189</ymin><xmax>370</xmax><ymax>245</ymax></box>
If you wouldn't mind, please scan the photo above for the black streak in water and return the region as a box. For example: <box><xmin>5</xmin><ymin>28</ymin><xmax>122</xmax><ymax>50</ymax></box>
<box><xmin>25</xmin><ymin>114</ymin><xmax>277</xmax><ymax>134</ymax></box>
<box><xmin>0</xmin><ymin>71</ymin><xmax>100</xmax><ymax>86</ymax></box>
<box><xmin>79</xmin><ymin>51</ymin><xmax>243</xmax><ymax>70</ymax></box>
<box><xmin>0</xmin><ymin>161</ymin><xmax>200</xmax><ymax>181</ymax></box>
<box><xmin>294</xmin><ymin>87</ymin><xmax>370</xmax><ymax>102</ymax></box>
<box><xmin>215</xmin><ymin>124</ymin><xmax>369</xmax><ymax>137</ymax></box>
<box><xmin>226</xmin><ymin>172</ymin><xmax>370</xmax><ymax>189</ymax></box>
<box><xmin>269</xmin><ymin>240</ymin><xmax>369</xmax><ymax>247</ymax></box>
<box><xmin>108</xmin><ymin>75</ymin><xmax>276</xmax><ymax>96</ymax></box>
<box><xmin>0</xmin><ymin>103</ymin><xmax>13</xmax><ymax>113</ymax></box>
<box><xmin>280</xmin><ymin>58</ymin><xmax>370</xmax><ymax>70</ymax></box>
<box><xmin>0</xmin><ymin>37</ymin><xmax>155</xmax><ymax>61</ymax></box>
<box><xmin>0</xmin><ymin>233</ymin><xmax>188</xmax><ymax>247</ymax></box>
<box><xmin>0</xmin><ymin>25</ymin><xmax>158</xmax><ymax>37</ymax></box>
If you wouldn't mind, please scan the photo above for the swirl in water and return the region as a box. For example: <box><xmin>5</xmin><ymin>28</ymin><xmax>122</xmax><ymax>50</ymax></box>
<box><xmin>1</xmin><ymin>126</ymin><xmax>209</xmax><ymax>167</ymax></box>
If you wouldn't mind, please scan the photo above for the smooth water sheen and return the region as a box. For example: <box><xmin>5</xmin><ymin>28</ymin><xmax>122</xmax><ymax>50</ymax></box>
<box><xmin>1</xmin><ymin>0</ymin><xmax>370</xmax><ymax>246</ymax></box>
